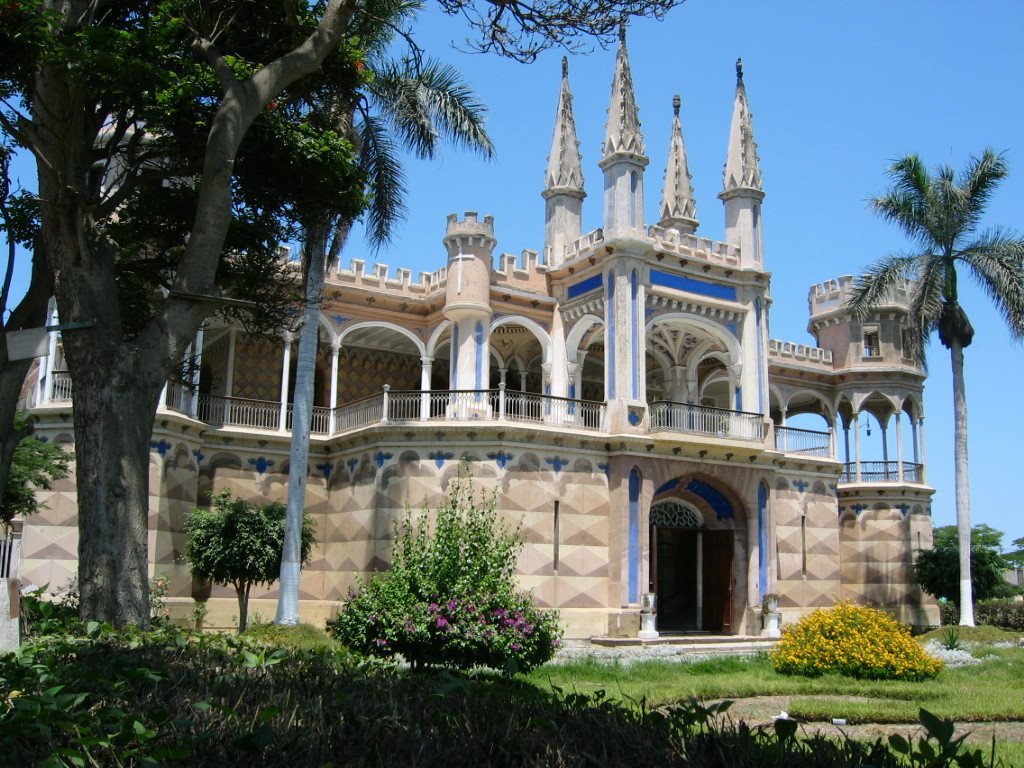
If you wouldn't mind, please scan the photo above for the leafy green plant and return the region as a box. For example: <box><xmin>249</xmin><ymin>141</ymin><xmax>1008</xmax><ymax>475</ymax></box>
<box><xmin>940</xmin><ymin>626</ymin><xmax>963</xmax><ymax>651</ymax></box>
<box><xmin>2</xmin><ymin>414</ymin><xmax>69</xmax><ymax>534</ymax></box>
<box><xmin>328</xmin><ymin>466</ymin><xmax>562</xmax><ymax>673</ymax></box>
<box><xmin>771</xmin><ymin>602</ymin><xmax>942</xmax><ymax>681</ymax></box>
<box><xmin>19</xmin><ymin>582</ymin><xmax>82</xmax><ymax>637</ymax></box>
<box><xmin>185</xmin><ymin>491</ymin><xmax>314</xmax><ymax>633</ymax></box>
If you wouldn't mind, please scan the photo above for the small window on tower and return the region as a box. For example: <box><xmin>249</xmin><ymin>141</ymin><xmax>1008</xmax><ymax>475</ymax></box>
<box><xmin>862</xmin><ymin>329</ymin><xmax>881</xmax><ymax>359</ymax></box>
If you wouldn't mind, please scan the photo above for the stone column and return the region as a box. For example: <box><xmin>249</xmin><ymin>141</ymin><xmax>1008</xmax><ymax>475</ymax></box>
<box><xmin>895</xmin><ymin>410</ymin><xmax>905</xmax><ymax>483</ymax></box>
<box><xmin>190</xmin><ymin>325</ymin><xmax>205</xmax><ymax>418</ymax></box>
<box><xmin>853</xmin><ymin>411</ymin><xmax>862</xmax><ymax>482</ymax></box>
<box><xmin>419</xmin><ymin>356</ymin><xmax>433</xmax><ymax>420</ymax></box>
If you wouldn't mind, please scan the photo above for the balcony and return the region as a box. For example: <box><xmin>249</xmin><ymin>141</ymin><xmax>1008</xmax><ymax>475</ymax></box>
<box><xmin>773</xmin><ymin>425</ymin><xmax>833</xmax><ymax>457</ymax></box>
<box><xmin>842</xmin><ymin>461</ymin><xmax>924</xmax><ymax>484</ymax></box>
<box><xmin>648</xmin><ymin>401</ymin><xmax>767</xmax><ymax>442</ymax></box>
<box><xmin>187</xmin><ymin>387</ymin><xmax>607</xmax><ymax>436</ymax></box>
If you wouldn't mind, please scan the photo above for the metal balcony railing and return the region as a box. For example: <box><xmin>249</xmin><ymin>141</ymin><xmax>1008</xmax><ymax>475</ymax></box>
<box><xmin>774</xmin><ymin>425</ymin><xmax>833</xmax><ymax>457</ymax></box>
<box><xmin>648</xmin><ymin>401</ymin><xmax>766</xmax><ymax>442</ymax></box>
<box><xmin>842</xmin><ymin>461</ymin><xmax>923</xmax><ymax>483</ymax></box>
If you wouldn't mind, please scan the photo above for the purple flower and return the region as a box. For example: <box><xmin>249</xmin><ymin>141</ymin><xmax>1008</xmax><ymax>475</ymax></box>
<box><xmin>375</xmin><ymin>638</ymin><xmax>390</xmax><ymax>647</ymax></box>
<box><xmin>447</xmin><ymin>600</ymin><xmax>459</xmax><ymax>611</ymax></box>
<box><xmin>436</xmin><ymin>616</ymin><xmax>450</xmax><ymax>629</ymax></box>
<box><xmin>492</xmin><ymin>608</ymin><xmax>506</xmax><ymax>618</ymax></box>
<box><xmin>429</xmin><ymin>602</ymin><xmax>439</xmax><ymax>612</ymax></box>
<box><xmin>511</xmin><ymin>642</ymin><xmax>522</xmax><ymax>652</ymax></box>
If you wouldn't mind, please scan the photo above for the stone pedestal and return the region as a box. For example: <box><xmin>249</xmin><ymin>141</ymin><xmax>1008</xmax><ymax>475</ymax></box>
<box><xmin>0</xmin><ymin>579</ymin><xmax>20</xmax><ymax>652</ymax></box>
<box><xmin>761</xmin><ymin>611</ymin><xmax>781</xmax><ymax>638</ymax></box>
<box><xmin>638</xmin><ymin>592</ymin><xmax>659</xmax><ymax>640</ymax></box>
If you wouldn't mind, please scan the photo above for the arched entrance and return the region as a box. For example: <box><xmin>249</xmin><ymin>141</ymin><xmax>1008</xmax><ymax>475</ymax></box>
<box><xmin>649</xmin><ymin>498</ymin><xmax>734</xmax><ymax>633</ymax></box>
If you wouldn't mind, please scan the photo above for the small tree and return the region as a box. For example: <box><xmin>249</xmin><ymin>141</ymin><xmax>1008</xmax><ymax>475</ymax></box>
<box><xmin>186</xmin><ymin>491</ymin><xmax>314</xmax><ymax>633</ymax></box>
<box><xmin>328</xmin><ymin>467</ymin><xmax>561</xmax><ymax>673</ymax></box>
<box><xmin>2</xmin><ymin>414</ymin><xmax>69</xmax><ymax>535</ymax></box>
<box><xmin>915</xmin><ymin>524</ymin><xmax>1018</xmax><ymax>603</ymax></box>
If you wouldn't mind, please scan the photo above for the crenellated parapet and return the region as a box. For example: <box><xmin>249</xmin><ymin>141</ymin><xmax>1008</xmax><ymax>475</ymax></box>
<box><xmin>327</xmin><ymin>257</ymin><xmax>447</xmax><ymax>297</ymax></box>
<box><xmin>768</xmin><ymin>339</ymin><xmax>833</xmax><ymax>367</ymax></box>
<box><xmin>808</xmin><ymin>275</ymin><xmax>913</xmax><ymax>320</ymax></box>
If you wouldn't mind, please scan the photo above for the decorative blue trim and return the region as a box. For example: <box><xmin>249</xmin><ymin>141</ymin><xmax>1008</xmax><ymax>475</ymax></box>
<box><xmin>375</xmin><ymin>451</ymin><xmax>393</xmax><ymax>469</ymax></box>
<box><xmin>655</xmin><ymin>478</ymin><xmax>680</xmax><ymax>495</ymax></box>
<box><xmin>726</xmin><ymin>322</ymin><xmax>739</xmax><ymax>337</ymax></box>
<box><xmin>853</xmin><ymin>503</ymin><xmax>868</xmax><ymax>514</ymax></box>
<box><xmin>248</xmin><ymin>456</ymin><xmax>274</xmax><ymax>475</ymax></box>
<box><xmin>628</xmin><ymin>468</ymin><xmax>641</xmax><ymax>603</ymax></box>
<box><xmin>735</xmin><ymin>386</ymin><xmax>742</xmax><ymax>411</ymax></box>
<box><xmin>346</xmin><ymin>457</ymin><xmax>359</xmax><ymax>478</ymax></box>
<box><xmin>192</xmin><ymin>449</ymin><xmax>205</xmax><ymax>465</ymax></box>
<box><xmin>607</xmin><ymin>273</ymin><xmax>616</xmax><ymax>398</ymax></box>
<box><xmin>451</xmin><ymin>323</ymin><xmax>460</xmax><ymax>383</ymax></box>
<box><xmin>757</xmin><ymin>483</ymin><xmax>768</xmax><ymax>599</ymax></box>
<box><xmin>567</xmin><ymin>273</ymin><xmax>603</xmax><ymax>299</ymax></box>
<box><xmin>754</xmin><ymin>299</ymin><xmax>765</xmax><ymax>413</ymax></box>
<box><xmin>597</xmin><ymin>462</ymin><xmax>610</xmax><ymax>477</ymax></box>
<box><xmin>794</xmin><ymin>480</ymin><xmax>809</xmax><ymax>492</ymax></box>
<box><xmin>630</xmin><ymin>270</ymin><xmax>639</xmax><ymax>399</ymax></box>
<box><xmin>150</xmin><ymin>440</ymin><xmax>172</xmax><ymax>457</ymax></box>
<box><xmin>545</xmin><ymin>455</ymin><xmax>569</xmax><ymax>473</ymax></box>
<box><xmin>685</xmin><ymin>479</ymin><xmax>733</xmax><ymax>520</ymax></box>
<box><xmin>315</xmin><ymin>462</ymin><xmax>333</xmax><ymax>479</ymax></box>
<box><xmin>897</xmin><ymin>503</ymin><xmax>911</xmax><ymax>515</ymax></box>
<box><xmin>429</xmin><ymin>450</ymin><xmax>455</xmax><ymax>470</ymax></box>
<box><xmin>650</xmin><ymin>270</ymin><xmax>737</xmax><ymax>301</ymax></box>
<box><xmin>487</xmin><ymin>450</ymin><xmax>514</xmax><ymax>469</ymax></box>
<box><xmin>474</xmin><ymin>321</ymin><xmax>484</xmax><ymax>393</ymax></box>
<box><xmin>628</xmin><ymin>410</ymin><xmax>641</xmax><ymax>426</ymax></box>
<box><xmin>331</xmin><ymin>314</ymin><xmax>349</xmax><ymax>326</ymax></box>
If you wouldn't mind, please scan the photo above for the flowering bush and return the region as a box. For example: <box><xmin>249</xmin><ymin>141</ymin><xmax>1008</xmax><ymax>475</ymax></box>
<box><xmin>327</xmin><ymin>467</ymin><xmax>562</xmax><ymax>673</ymax></box>
<box><xmin>770</xmin><ymin>602</ymin><xmax>942</xmax><ymax>681</ymax></box>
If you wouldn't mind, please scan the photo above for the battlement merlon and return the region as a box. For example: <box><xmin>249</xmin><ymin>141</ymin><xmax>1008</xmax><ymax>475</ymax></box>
<box><xmin>443</xmin><ymin>211</ymin><xmax>497</xmax><ymax>260</ymax></box>
<box><xmin>808</xmin><ymin>274</ymin><xmax>914</xmax><ymax>319</ymax></box>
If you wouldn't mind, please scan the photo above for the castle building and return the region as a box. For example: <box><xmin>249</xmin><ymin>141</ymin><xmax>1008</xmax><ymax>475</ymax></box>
<box><xmin>18</xmin><ymin>34</ymin><xmax>938</xmax><ymax>636</ymax></box>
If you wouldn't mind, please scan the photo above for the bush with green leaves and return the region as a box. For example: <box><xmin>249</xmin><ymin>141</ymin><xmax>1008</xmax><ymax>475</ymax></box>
<box><xmin>185</xmin><ymin>491</ymin><xmax>314</xmax><ymax>633</ymax></box>
<box><xmin>328</xmin><ymin>468</ymin><xmax>561</xmax><ymax>673</ymax></box>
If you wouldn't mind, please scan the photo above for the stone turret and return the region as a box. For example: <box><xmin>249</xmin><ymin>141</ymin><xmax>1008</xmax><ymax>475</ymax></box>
<box><xmin>719</xmin><ymin>60</ymin><xmax>764</xmax><ymax>268</ymax></box>
<box><xmin>443</xmin><ymin>212</ymin><xmax>495</xmax><ymax>393</ymax></box>
<box><xmin>599</xmin><ymin>24</ymin><xmax>648</xmax><ymax>238</ymax></box>
<box><xmin>659</xmin><ymin>95</ymin><xmax>699</xmax><ymax>235</ymax></box>
<box><xmin>544</xmin><ymin>58</ymin><xmax>585</xmax><ymax>267</ymax></box>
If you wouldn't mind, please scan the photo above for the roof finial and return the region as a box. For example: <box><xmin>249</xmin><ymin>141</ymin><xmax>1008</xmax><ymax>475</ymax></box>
<box><xmin>736</xmin><ymin>58</ymin><xmax>744</xmax><ymax>84</ymax></box>
<box><xmin>672</xmin><ymin>94</ymin><xmax>681</xmax><ymax>117</ymax></box>
<box><xmin>618</xmin><ymin>18</ymin><xmax>627</xmax><ymax>43</ymax></box>
<box><xmin>561</xmin><ymin>56</ymin><xmax>568</xmax><ymax>78</ymax></box>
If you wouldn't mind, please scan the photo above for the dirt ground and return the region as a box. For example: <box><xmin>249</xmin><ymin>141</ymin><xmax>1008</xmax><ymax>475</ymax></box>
<box><xmin>719</xmin><ymin>695</ymin><xmax>1024</xmax><ymax>749</ymax></box>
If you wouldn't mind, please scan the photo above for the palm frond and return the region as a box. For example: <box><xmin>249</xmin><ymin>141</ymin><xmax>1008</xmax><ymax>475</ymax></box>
<box><xmin>958</xmin><ymin>149</ymin><xmax>1009</xmax><ymax>236</ymax></box>
<box><xmin>844</xmin><ymin>253</ymin><xmax>918</xmax><ymax>319</ymax></box>
<box><xmin>960</xmin><ymin>228</ymin><xmax>1024</xmax><ymax>340</ymax></box>
<box><xmin>358</xmin><ymin>113</ymin><xmax>406</xmax><ymax>248</ymax></box>
<box><xmin>904</xmin><ymin>255</ymin><xmax>946</xmax><ymax>369</ymax></box>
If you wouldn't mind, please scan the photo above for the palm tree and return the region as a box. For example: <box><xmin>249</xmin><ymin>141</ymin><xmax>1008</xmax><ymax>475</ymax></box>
<box><xmin>845</xmin><ymin>150</ymin><xmax>1024</xmax><ymax>626</ymax></box>
<box><xmin>275</xmin><ymin>8</ymin><xmax>494</xmax><ymax>625</ymax></box>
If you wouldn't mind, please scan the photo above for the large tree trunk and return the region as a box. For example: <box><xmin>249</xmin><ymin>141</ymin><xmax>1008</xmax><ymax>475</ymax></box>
<box><xmin>950</xmin><ymin>340</ymin><xmax>974</xmax><ymax>626</ymax></box>
<box><xmin>23</xmin><ymin>0</ymin><xmax>358</xmax><ymax>627</ymax></box>
<box><xmin>276</xmin><ymin>226</ymin><xmax>327</xmax><ymax>625</ymax></box>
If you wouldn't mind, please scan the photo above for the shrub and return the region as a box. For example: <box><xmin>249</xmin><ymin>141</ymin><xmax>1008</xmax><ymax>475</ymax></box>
<box><xmin>771</xmin><ymin>602</ymin><xmax>942</xmax><ymax>681</ymax></box>
<box><xmin>975</xmin><ymin>599</ymin><xmax>1024</xmax><ymax>631</ymax></box>
<box><xmin>328</xmin><ymin>467</ymin><xmax>561</xmax><ymax>673</ymax></box>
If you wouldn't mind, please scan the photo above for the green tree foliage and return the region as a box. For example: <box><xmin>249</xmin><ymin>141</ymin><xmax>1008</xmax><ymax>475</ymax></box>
<box><xmin>1005</xmin><ymin>537</ymin><xmax>1024</xmax><ymax>570</ymax></box>
<box><xmin>186</xmin><ymin>492</ymin><xmax>314</xmax><ymax>633</ymax></box>
<box><xmin>328</xmin><ymin>468</ymin><xmax>561</xmax><ymax>673</ymax></box>
<box><xmin>846</xmin><ymin>150</ymin><xmax>1024</xmax><ymax>626</ymax></box>
<box><xmin>915</xmin><ymin>525</ymin><xmax>1018</xmax><ymax>603</ymax></box>
<box><xmin>1</xmin><ymin>415</ymin><xmax>69</xmax><ymax>533</ymax></box>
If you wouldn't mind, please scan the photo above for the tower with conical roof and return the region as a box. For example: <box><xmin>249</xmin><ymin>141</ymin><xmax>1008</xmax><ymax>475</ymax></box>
<box><xmin>599</xmin><ymin>24</ymin><xmax>648</xmax><ymax>239</ymax></box>
<box><xmin>659</xmin><ymin>95</ymin><xmax>699</xmax><ymax>236</ymax></box>
<box><xmin>719</xmin><ymin>59</ymin><xmax>764</xmax><ymax>269</ymax></box>
<box><xmin>543</xmin><ymin>58</ymin><xmax>585</xmax><ymax>268</ymax></box>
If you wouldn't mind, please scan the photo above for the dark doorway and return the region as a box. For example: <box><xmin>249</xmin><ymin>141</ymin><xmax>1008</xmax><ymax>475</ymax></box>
<box><xmin>652</xmin><ymin>526</ymin><xmax>734</xmax><ymax>633</ymax></box>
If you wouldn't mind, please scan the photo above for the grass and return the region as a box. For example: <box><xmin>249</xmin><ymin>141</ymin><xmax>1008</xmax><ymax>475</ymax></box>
<box><xmin>242</xmin><ymin>621</ymin><xmax>343</xmax><ymax>652</ymax></box>
<box><xmin>529</xmin><ymin>647</ymin><xmax>1024</xmax><ymax>723</ymax></box>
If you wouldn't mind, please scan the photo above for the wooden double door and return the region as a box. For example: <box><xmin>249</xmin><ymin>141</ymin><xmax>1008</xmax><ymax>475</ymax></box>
<box><xmin>652</xmin><ymin>527</ymin><xmax>733</xmax><ymax>633</ymax></box>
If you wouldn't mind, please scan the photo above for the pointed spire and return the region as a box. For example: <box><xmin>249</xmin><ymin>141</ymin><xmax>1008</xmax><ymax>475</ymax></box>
<box><xmin>602</xmin><ymin>23</ymin><xmax>646</xmax><ymax>161</ymax></box>
<box><xmin>722</xmin><ymin>58</ymin><xmax>763</xmax><ymax>193</ymax></box>
<box><xmin>544</xmin><ymin>57</ymin><xmax>584</xmax><ymax>193</ymax></box>
<box><xmin>659</xmin><ymin>95</ymin><xmax>699</xmax><ymax>234</ymax></box>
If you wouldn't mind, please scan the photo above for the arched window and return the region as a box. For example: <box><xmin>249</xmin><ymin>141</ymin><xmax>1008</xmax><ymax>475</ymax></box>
<box><xmin>649</xmin><ymin>499</ymin><xmax>704</xmax><ymax>529</ymax></box>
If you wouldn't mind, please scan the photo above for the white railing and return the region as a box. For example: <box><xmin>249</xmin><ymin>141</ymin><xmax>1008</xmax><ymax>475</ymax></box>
<box><xmin>774</xmin><ymin>426</ymin><xmax>832</xmax><ymax>457</ymax></box>
<box><xmin>648</xmin><ymin>401</ymin><xmax>766</xmax><ymax>442</ymax></box>
<box><xmin>164</xmin><ymin>383</ymin><xmax>192</xmax><ymax>415</ymax></box>
<box><xmin>333</xmin><ymin>392</ymin><xmax>385</xmax><ymax>432</ymax></box>
<box><xmin>197</xmin><ymin>394</ymin><xmax>281</xmax><ymax>431</ymax></box>
<box><xmin>50</xmin><ymin>371</ymin><xmax>73</xmax><ymax>402</ymax></box>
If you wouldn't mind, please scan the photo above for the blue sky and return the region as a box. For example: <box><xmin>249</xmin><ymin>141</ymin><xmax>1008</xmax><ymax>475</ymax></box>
<box><xmin>5</xmin><ymin>1</ymin><xmax>1023</xmax><ymax>545</ymax></box>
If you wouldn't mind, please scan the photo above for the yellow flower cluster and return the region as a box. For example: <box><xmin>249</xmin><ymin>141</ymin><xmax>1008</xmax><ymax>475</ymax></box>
<box><xmin>770</xmin><ymin>601</ymin><xmax>942</xmax><ymax>681</ymax></box>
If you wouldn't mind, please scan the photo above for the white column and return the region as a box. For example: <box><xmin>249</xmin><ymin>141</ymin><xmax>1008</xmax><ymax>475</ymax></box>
<box><xmin>329</xmin><ymin>343</ymin><xmax>340</xmax><ymax>409</ymax></box>
<box><xmin>190</xmin><ymin>326</ymin><xmax>205</xmax><ymax>418</ymax></box>
<box><xmin>831</xmin><ymin>417</ymin><xmax>840</xmax><ymax>460</ymax></box>
<box><xmin>918</xmin><ymin>416</ymin><xmax>927</xmax><ymax>483</ymax></box>
<box><xmin>41</xmin><ymin>304</ymin><xmax>59</xmax><ymax>403</ymax></box>
<box><xmin>419</xmin><ymin>356</ymin><xmax>433</xmax><ymax>420</ymax></box>
<box><xmin>853</xmin><ymin>411</ymin><xmax>862</xmax><ymax>482</ymax></box>
<box><xmin>779</xmin><ymin>408</ymin><xmax>788</xmax><ymax>451</ymax></box>
<box><xmin>224</xmin><ymin>329</ymin><xmax>237</xmax><ymax>398</ymax></box>
<box><xmin>278</xmin><ymin>335</ymin><xmax>292</xmax><ymax>431</ymax></box>
<box><xmin>895</xmin><ymin>410</ymin><xmax>905</xmax><ymax>483</ymax></box>
<box><xmin>911</xmin><ymin>414</ymin><xmax>920</xmax><ymax>464</ymax></box>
